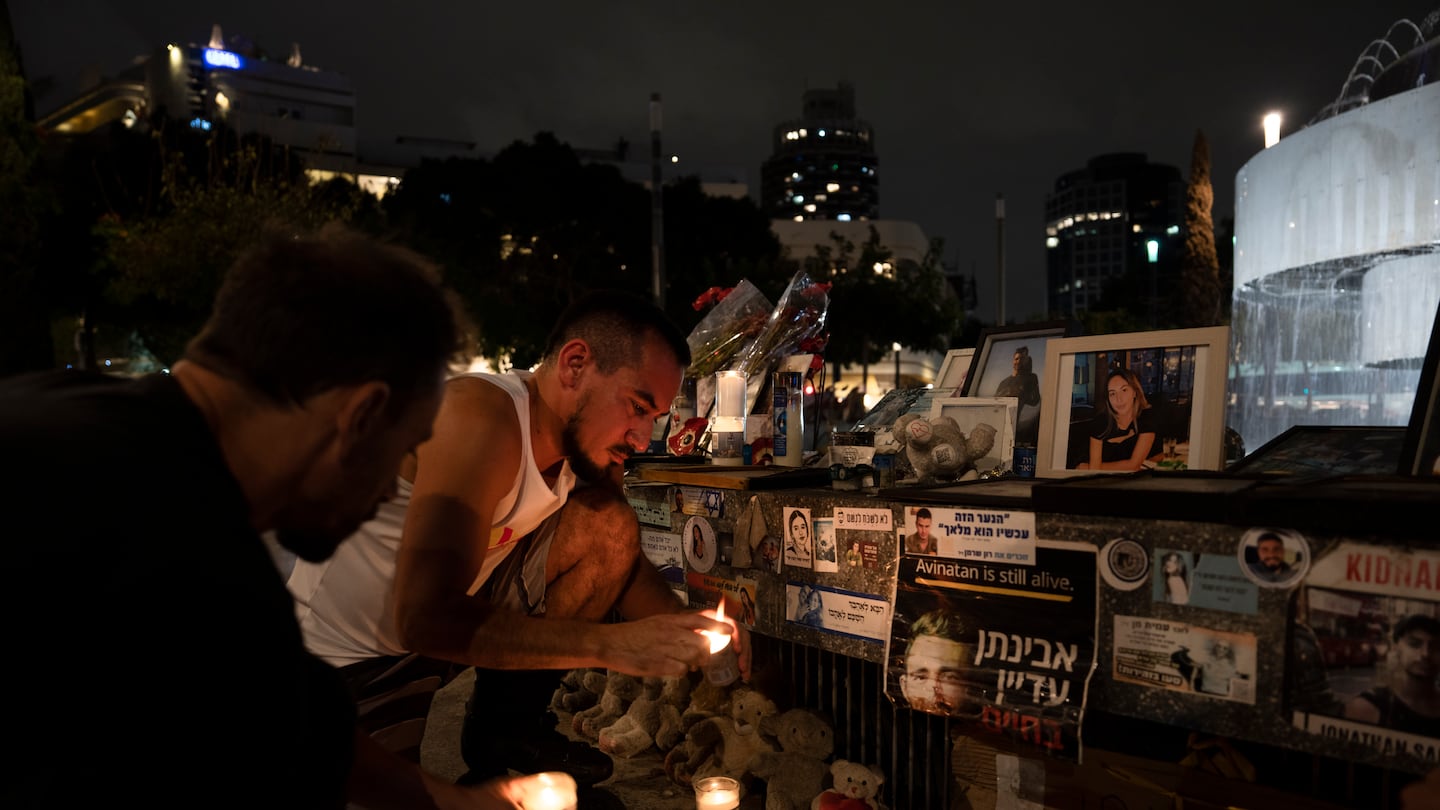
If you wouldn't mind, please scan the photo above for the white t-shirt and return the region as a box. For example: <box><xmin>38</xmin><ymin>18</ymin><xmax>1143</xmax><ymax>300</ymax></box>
<box><xmin>287</xmin><ymin>372</ymin><xmax>575</xmax><ymax>666</ymax></box>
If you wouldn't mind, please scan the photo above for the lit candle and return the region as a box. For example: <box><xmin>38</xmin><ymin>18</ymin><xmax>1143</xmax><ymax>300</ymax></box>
<box><xmin>715</xmin><ymin>371</ymin><xmax>747</xmax><ymax>420</ymax></box>
<box><xmin>693</xmin><ymin>775</ymin><xmax>741</xmax><ymax>810</ymax></box>
<box><xmin>699</xmin><ymin>603</ymin><xmax>738</xmax><ymax>686</ymax></box>
<box><xmin>517</xmin><ymin>771</ymin><xmax>577</xmax><ymax>810</ymax></box>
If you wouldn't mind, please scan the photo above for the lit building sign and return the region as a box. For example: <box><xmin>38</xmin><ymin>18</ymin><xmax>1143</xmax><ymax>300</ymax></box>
<box><xmin>203</xmin><ymin>49</ymin><xmax>243</xmax><ymax>70</ymax></box>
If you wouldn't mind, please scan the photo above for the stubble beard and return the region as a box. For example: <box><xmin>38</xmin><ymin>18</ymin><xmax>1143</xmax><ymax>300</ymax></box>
<box><xmin>562</xmin><ymin>407</ymin><xmax>618</xmax><ymax>483</ymax></box>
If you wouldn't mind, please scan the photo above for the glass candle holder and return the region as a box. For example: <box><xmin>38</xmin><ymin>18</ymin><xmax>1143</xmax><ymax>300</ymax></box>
<box><xmin>712</xmin><ymin>370</ymin><xmax>747</xmax><ymax>466</ymax></box>
<box><xmin>693</xmin><ymin>775</ymin><xmax>741</xmax><ymax>810</ymax></box>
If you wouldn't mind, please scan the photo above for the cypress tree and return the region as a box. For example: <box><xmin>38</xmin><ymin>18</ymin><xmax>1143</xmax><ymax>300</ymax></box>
<box><xmin>1179</xmin><ymin>129</ymin><xmax>1223</xmax><ymax>327</ymax></box>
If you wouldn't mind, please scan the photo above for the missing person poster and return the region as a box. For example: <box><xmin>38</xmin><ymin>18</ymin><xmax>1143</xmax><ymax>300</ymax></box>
<box><xmin>1112</xmin><ymin>617</ymin><xmax>1257</xmax><ymax>704</ymax></box>
<box><xmin>885</xmin><ymin>539</ymin><xmax>1097</xmax><ymax>761</ymax></box>
<box><xmin>1290</xmin><ymin>542</ymin><xmax>1440</xmax><ymax>766</ymax></box>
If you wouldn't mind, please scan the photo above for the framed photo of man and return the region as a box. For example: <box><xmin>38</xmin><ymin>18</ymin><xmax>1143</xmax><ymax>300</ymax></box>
<box><xmin>960</xmin><ymin>321</ymin><xmax>1080</xmax><ymax>451</ymax></box>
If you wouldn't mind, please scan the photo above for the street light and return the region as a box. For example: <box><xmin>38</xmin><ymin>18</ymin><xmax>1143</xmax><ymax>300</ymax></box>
<box><xmin>893</xmin><ymin>342</ymin><xmax>902</xmax><ymax>390</ymax></box>
<box><xmin>1263</xmin><ymin>111</ymin><xmax>1282</xmax><ymax>149</ymax></box>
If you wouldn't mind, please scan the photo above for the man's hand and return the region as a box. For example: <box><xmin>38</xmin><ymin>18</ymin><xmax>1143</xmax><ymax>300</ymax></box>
<box><xmin>424</xmin><ymin>770</ymin><xmax>577</xmax><ymax>810</ymax></box>
<box><xmin>598</xmin><ymin>612</ymin><xmax>734</xmax><ymax>677</ymax></box>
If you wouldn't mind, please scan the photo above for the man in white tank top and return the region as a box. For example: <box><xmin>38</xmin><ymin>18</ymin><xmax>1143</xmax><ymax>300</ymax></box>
<box><xmin>288</xmin><ymin>291</ymin><xmax>748</xmax><ymax>789</ymax></box>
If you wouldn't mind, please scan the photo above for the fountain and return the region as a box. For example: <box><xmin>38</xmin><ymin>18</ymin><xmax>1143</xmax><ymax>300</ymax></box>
<box><xmin>1229</xmin><ymin>13</ymin><xmax>1440</xmax><ymax>456</ymax></box>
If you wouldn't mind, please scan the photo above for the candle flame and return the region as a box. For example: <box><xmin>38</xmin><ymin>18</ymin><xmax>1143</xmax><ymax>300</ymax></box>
<box><xmin>703</xmin><ymin>602</ymin><xmax>731</xmax><ymax>654</ymax></box>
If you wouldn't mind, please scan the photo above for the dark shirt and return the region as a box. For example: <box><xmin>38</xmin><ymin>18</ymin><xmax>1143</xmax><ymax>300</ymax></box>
<box><xmin>994</xmin><ymin>372</ymin><xmax>1041</xmax><ymax>407</ymax></box>
<box><xmin>1092</xmin><ymin>408</ymin><xmax>1159</xmax><ymax>463</ymax></box>
<box><xmin>1355</xmin><ymin>686</ymin><xmax>1440</xmax><ymax>737</ymax></box>
<box><xmin>0</xmin><ymin>370</ymin><xmax>354</xmax><ymax>808</ymax></box>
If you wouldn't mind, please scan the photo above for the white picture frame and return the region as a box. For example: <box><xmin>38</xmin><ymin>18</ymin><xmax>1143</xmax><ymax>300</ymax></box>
<box><xmin>1036</xmin><ymin>326</ymin><xmax>1230</xmax><ymax>478</ymax></box>
<box><xmin>929</xmin><ymin>396</ymin><xmax>1018</xmax><ymax>474</ymax></box>
<box><xmin>933</xmin><ymin>348</ymin><xmax>975</xmax><ymax>395</ymax></box>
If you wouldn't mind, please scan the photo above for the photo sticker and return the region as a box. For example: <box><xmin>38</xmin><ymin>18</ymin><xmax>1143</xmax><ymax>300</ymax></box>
<box><xmin>1237</xmin><ymin>527</ymin><xmax>1310</xmax><ymax>588</ymax></box>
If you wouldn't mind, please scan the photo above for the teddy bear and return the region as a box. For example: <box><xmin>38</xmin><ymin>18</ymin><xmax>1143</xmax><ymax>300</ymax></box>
<box><xmin>676</xmin><ymin>672</ymin><xmax>733</xmax><ymax>736</ymax></box>
<box><xmin>749</xmin><ymin>708</ymin><xmax>835</xmax><ymax>810</ymax></box>
<box><xmin>892</xmin><ymin>413</ymin><xmax>997</xmax><ymax>484</ymax></box>
<box><xmin>653</xmin><ymin>674</ymin><xmax>696</xmax><ymax>753</ymax></box>
<box><xmin>664</xmin><ymin>685</ymin><xmax>777</xmax><ymax>789</ymax></box>
<box><xmin>811</xmin><ymin>760</ymin><xmax>886</xmax><ymax>810</ymax></box>
<box><xmin>597</xmin><ymin>676</ymin><xmax>666</xmax><ymax>758</ymax></box>
<box><xmin>573</xmin><ymin>669</ymin><xmax>643</xmax><ymax>740</ymax></box>
<box><xmin>550</xmin><ymin>667</ymin><xmax>605</xmax><ymax>716</ymax></box>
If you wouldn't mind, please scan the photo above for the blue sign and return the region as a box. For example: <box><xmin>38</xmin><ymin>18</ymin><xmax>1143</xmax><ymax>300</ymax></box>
<box><xmin>203</xmin><ymin>48</ymin><xmax>243</xmax><ymax>70</ymax></box>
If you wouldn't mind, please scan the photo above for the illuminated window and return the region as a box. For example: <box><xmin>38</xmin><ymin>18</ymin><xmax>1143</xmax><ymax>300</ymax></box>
<box><xmin>837</xmin><ymin>213</ymin><xmax>852</xmax><ymax>221</ymax></box>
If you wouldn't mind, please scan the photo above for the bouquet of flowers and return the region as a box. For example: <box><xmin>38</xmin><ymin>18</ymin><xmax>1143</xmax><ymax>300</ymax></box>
<box><xmin>683</xmin><ymin>280</ymin><xmax>773</xmax><ymax>379</ymax></box>
<box><xmin>732</xmin><ymin>269</ymin><xmax>831</xmax><ymax>379</ymax></box>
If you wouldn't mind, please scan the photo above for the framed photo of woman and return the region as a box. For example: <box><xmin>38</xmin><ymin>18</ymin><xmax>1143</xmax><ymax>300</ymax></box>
<box><xmin>1035</xmin><ymin>326</ymin><xmax>1229</xmax><ymax>478</ymax></box>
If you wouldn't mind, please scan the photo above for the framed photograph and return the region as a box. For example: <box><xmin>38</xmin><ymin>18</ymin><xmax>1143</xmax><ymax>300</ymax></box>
<box><xmin>933</xmin><ymin>348</ymin><xmax>976</xmax><ymax>395</ymax></box>
<box><xmin>1398</xmin><ymin>300</ymin><xmax>1440</xmax><ymax>477</ymax></box>
<box><xmin>929</xmin><ymin>396</ymin><xmax>1017</xmax><ymax>474</ymax></box>
<box><xmin>1035</xmin><ymin>326</ymin><xmax>1229</xmax><ymax>478</ymax></box>
<box><xmin>960</xmin><ymin>320</ymin><xmax>1080</xmax><ymax>449</ymax></box>
<box><xmin>1227</xmin><ymin>425</ymin><xmax>1408</xmax><ymax>479</ymax></box>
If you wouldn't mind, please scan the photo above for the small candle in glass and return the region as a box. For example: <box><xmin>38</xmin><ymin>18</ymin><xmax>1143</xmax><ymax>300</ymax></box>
<box><xmin>516</xmin><ymin>771</ymin><xmax>577</xmax><ymax>810</ymax></box>
<box><xmin>693</xmin><ymin>775</ymin><xmax>740</xmax><ymax>810</ymax></box>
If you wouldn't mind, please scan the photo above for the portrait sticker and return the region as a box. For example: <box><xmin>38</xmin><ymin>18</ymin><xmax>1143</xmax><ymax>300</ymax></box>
<box><xmin>834</xmin><ymin>507</ymin><xmax>894</xmax><ymax>533</ymax></box>
<box><xmin>782</xmin><ymin>507</ymin><xmax>814</xmax><ymax>570</ymax></box>
<box><xmin>683</xmin><ymin>517</ymin><xmax>717</xmax><ymax>574</ymax></box>
<box><xmin>886</xmin><ymin>540</ymin><xmax>1098</xmax><ymax>761</ymax></box>
<box><xmin>784</xmin><ymin>581</ymin><xmax>889</xmax><ymax>643</ymax></box>
<box><xmin>686</xmin><ymin>571</ymin><xmax>755</xmax><ymax>625</ymax></box>
<box><xmin>1112</xmin><ymin>616</ymin><xmax>1257</xmax><ymax>704</ymax></box>
<box><xmin>1154</xmin><ymin>550</ymin><xmax>1258</xmax><ymax>615</ymax></box>
<box><xmin>1099</xmin><ymin>538</ymin><xmax>1150</xmax><ymax>591</ymax></box>
<box><xmin>845</xmin><ymin>538</ymin><xmax>881</xmax><ymax>570</ymax></box>
<box><xmin>1237</xmin><ymin>527</ymin><xmax>1311</xmax><ymax>588</ymax></box>
<box><xmin>1290</xmin><ymin>542</ymin><xmax>1440</xmax><ymax>765</ymax></box>
<box><xmin>901</xmin><ymin>505</ymin><xmax>1035</xmax><ymax>563</ymax></box>
<box><xmin>813</xmin><ymin>518</ymin><xmax>839</xmax><ymax>573</ymax></box>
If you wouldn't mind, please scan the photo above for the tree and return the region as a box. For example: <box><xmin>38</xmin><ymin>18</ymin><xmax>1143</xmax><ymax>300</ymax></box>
<box><xmin>1179</xmin><ymin>129</ymin><xmax>1222</xmax><ymax>327</ymax></box>
<box><xmin>0</xmin><ymin>3</ymin><xmax>53</xmax><ymax>372</ymax></box>
<box><xmin>96</xmin><ymin>121</ymin><xmax>367</xmax><ymax>365</ymax></box>
<box><xmin>385</xmin><ymin>134</ymin><xmax>793</xmax><ymax>369</ymax></box>
<box><xmin>801</xmin><ymin>226</ymin><xmax>962</xmax><ymax>387</ymax></box>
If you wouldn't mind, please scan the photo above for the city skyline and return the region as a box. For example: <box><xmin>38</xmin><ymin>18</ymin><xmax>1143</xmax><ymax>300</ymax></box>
<box><xmin>11</xmin><ymin>0</ymin><xmax>1433</xmax><ymax>322</ymax></box>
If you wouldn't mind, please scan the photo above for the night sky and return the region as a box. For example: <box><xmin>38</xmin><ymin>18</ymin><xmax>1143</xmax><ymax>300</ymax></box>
<box><xmin>11</xmin><ymin>1</ymin><xmax>1434</xmax><ymax>321</ymax></box>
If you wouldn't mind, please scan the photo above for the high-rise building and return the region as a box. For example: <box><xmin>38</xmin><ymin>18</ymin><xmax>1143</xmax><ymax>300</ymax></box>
<box><xmin>760</xmin><ymin>82</ymin><xmax>879</xmax><ymax>222</ymax></box>
<box><xmin>39</xmin><ymin>25</ymin><xmax>356</xmax><ymax>171</ymax></box>
<box><xmin>1044</xmin><ymin>153</ymin><xmax>1183</xmax><ymax>318</ymax></box>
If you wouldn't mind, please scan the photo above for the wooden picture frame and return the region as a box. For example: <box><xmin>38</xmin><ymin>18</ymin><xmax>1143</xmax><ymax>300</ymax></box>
<box><xmin>1036</xmin><ymin>326</ymin><xmax>1229</xmax><ymax>478</ymax></box>
<box><xmin>1398</xmin><ymin>300</ymin><xmax>1440</xmax><ymax>477</ymax></box>
<box><xmin>960</xmin><ymin>320</ymin><xmax>1080</xmax><ymax>451</ymax></box>
<box><xmin>933</xmin><ymin>348</ymin><xmax>975</xmax><ymax>395</ymax></box>
<box><xmin>929</xmin><ymin>396</ymin><xmax>1018</xmax><ymax>474</ymax></box>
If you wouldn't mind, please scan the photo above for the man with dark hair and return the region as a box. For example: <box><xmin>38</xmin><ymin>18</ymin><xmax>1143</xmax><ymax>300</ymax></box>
<box><xmin>994</xmin><ymin>346</ymin><xmax>1041</xmax><ymax>445</ymax></box>
<box><xmin>1</xmin><ymin>225</ymin><xmax>534</xmax><ymax>808</ymax></box>
<box><xmin>1345</xmin><ymin>614</ymin><xmax>1440</xmax><ymax>736</ymax></box>
<box><xmin>288</xmin><ymin>289</ymin><xmax>745</xmax><ymax>791</ymax></box>
<box><xmin>1249</xmin><ymin>532</ymin><xmax>1294</xmax><ymax>583</ymax></box>
<box><xmin>900</xmin><ymin>608</ymin><xmax>976</xmax><ymax>715</ymax></box>
<box><xmin>905</xmin><ymin>508</ymin><xmax>936</xmax><ymax>554</ymax></box>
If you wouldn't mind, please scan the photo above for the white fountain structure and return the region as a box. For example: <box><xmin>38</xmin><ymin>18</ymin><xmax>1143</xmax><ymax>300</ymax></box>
<box><xmin>1229</xmin><ymin>11</ymin><xmax>1440</xmax><ymax>455</ymax></box>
